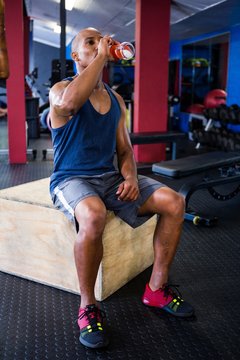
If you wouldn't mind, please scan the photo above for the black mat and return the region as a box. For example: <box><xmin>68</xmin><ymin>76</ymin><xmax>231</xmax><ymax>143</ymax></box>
<box><xmin>0</xmin><ymin>162</ymin><xmax>53</xmax><ymax>189</ymax></box>
<box><xmin>1</xmin><ymin>162</ymin><xmax>240</xmax><ymax>359</ymax></box>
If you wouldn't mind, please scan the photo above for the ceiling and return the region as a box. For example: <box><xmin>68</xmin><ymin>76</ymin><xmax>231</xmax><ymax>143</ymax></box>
<box><xmin>24</xmin><ymin>0</ymin><xmax>240</xmax><ymax>48</ymax></box>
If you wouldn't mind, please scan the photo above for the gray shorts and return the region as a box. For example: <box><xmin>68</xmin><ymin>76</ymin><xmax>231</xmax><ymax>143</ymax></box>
<box><xmin>51</xmin><ymin>171</ymin><xmax>166</xmax><ymax>228</ymax></box>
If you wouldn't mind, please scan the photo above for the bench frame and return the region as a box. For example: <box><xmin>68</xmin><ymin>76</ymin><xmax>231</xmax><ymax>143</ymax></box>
<box><xmin>152</xmin><ymin>151</ymin><xmax>240</xmax><ymax>225</ymax></box>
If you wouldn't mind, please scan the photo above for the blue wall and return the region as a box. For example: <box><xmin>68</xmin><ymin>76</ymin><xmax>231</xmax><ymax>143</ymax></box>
<box><xmin>227</xmin><ymin>24</ymin><xmax>240</xmax><ymax>105</ymax></box>
<box><xmin>33</xmin><ymin>42</ymin><xmax>59</xmax><ymax>104</ymax></box>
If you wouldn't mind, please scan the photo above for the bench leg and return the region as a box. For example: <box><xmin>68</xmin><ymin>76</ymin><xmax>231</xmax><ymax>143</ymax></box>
<box><xmin>171</xmin><ymin>142</ymin><xmax>177</xmax><ymax>160</ymax></box>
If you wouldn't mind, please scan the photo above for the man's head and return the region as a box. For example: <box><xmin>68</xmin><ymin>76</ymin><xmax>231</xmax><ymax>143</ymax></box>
<box><xmin>71</xmin><ymin>27</ymin><xmax>103</xmax><ymax>68</ymax></box>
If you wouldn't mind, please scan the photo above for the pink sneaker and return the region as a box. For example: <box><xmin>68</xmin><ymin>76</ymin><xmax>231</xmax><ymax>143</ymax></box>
<box><xmin>142</xmin><ymin>283</ymin><xmax>194</xmax><ymax>317</ymax></box>
<box><xmin>78</xmin><ymin>304</ymin><xmax>109</xmax><ymax>348</ymax></box>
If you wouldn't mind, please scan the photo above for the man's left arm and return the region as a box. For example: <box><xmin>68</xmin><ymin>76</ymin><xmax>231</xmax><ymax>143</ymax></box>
<box><xmin>115</xmin><ymin>94</ymin><xmax>139</xmax><ymax>201</ymax></box>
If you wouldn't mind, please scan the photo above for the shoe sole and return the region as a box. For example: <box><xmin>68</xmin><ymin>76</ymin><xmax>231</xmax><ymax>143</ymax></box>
<box><xmin>143</xmin><ymin>302</ymin><xmax>194</xmax><ymax>318</ymax></box>
<box><xmin>163</xmin><ymin>305</ymin><xmax>194</xmax><ymax>318</ymax></box>
<box><xmin>79</xmin><ymin>335</ymin><xmax>110</xmax><ymax>349</ymax></box>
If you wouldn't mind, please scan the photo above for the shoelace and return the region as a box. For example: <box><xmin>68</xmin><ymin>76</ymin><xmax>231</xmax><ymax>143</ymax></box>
<box><xmin>77</xmin><ymin>305</ymin><xmax>106</xmax><ymax>329</ymax></box>
<box><xmin>162</xmin><ymin>284</ymin><xmax>183</xmax><ymax>300</ymax></box>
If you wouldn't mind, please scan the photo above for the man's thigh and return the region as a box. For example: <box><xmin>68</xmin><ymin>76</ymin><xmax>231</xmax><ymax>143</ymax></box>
<box><xmin>104</xmin><ymin>174</ymin><xmax>166</xmax><ymax>228</ymax></box>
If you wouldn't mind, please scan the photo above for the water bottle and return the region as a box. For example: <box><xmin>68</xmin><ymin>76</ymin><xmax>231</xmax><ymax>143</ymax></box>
<box><xmin>110</xmin><ymin>42</ymin><xmax>135</xmax><ymax>60</ymax></box>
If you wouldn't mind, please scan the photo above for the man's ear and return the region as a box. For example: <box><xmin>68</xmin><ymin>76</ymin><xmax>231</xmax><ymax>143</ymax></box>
<box><xmin>72</xmin><ymin>52</ymin><xmax>79</xmax><ymax>61</ymax></box>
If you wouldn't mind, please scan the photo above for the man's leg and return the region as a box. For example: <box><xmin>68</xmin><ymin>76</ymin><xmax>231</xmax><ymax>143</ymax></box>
<box><xmin>138</xmin><ymin>187</ymin><xmax>185</xmax><ymax>289</ymax></box>
<box><xmin>74</xmin><ymin>196</ymin><xmax>107</xmax><ymax>308</ymax></box>
<box><xmin>139</xmin><ymin>187</ymin><xmax>194</xmax><ymax>317</ymax></box>
<box><xmin>74</xmin><ymin>196</ymin><xmax>110</xmax><ymax>348</ymax></box>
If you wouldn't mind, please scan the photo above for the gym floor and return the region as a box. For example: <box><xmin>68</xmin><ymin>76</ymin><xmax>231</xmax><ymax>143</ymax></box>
<box><xmin>0</xmin><ymin>133</ymin><xmax>240</xmax><ymax>360</ymax></box>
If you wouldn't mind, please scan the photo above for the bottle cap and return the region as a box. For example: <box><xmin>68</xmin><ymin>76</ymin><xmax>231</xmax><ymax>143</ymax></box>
<box><xmin>120</xmin><ymin>42</ymin><xmax>135</xmax><ymax>60</ymax></box>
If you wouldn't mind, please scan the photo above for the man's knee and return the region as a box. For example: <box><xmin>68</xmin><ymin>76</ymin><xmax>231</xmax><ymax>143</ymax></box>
<box><xmin>75</xmin><ymin>199</ymin><xmax>107</xmax><ymax>237</ymax></box>
<box><xmin>166</xmin><ymin>191</ymin><xmax>185</xmax><ymax>218</ymax></box>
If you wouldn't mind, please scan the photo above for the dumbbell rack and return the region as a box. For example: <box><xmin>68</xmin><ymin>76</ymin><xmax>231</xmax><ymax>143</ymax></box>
<box><xmin>191</xmin><ymin>104</ymin><xmax>240</xmax><ymax>152</ymax></box>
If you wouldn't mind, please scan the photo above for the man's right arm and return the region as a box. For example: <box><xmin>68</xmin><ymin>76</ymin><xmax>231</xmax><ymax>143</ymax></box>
<box><xmin>49</xmin><ymin>36</ymin><xmax>111</xmax><ymax>129</ymax></box>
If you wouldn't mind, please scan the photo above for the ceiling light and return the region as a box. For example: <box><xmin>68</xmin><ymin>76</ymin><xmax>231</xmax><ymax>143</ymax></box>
<box><xmin>125</xmin><ymin>19</ymin><xmax>135</xmax><ymax>27</ymax></box>
<box><xmin>53</xmin><ymin>24</ymin><xmax>61</xmax><ymax>33</ymax></box>
<box><xmin>53</xmin><ymin>0</ymin><xmax>76</xmax><ymax>11</ymax></box>
<box><xmin>65</xmin><ymin>0</ymin><xmax>76</xmax><ymax>11</ymax></box>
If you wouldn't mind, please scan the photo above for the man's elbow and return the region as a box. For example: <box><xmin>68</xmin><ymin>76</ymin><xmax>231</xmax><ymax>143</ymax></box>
<box><xmin>53</xmin><ymin>101</ymin><xmax>76</xmax><ymax>117</ymax></box>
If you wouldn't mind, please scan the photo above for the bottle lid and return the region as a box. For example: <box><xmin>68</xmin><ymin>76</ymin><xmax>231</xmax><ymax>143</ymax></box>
<box><xmin>121</xmin><ymin>42</ymin><xmax>135</xmax><ymax>60</ymax></box>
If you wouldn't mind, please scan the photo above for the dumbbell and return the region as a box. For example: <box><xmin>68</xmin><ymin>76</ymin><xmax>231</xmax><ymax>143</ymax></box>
<box><xmin>203</xmin><ymin>107</ymin><xmax>219</xmax><ymax>120</ymax></box>
<box><xmin>226</xmin><ymin>133</ymin><xmax>235</xmax><ymax>151</ymax></box>
<box><xmin>230</xmin><ymin>104</ymin><xmax>240</xmax><ymax>123</ymax></box>
<box><xmin>218</xmin><ymin>104</ymin><xmax>229</xmax><ymax>126</ymax></box>
<box><xmin>228</xmin><ymin>104</ymin><xmax>239</xmax><ymax>124</ymax></box>
<box><xmin>236</xmin><ymin>109</ymin><xmax>240</xmax><ymax>123</ymax></box>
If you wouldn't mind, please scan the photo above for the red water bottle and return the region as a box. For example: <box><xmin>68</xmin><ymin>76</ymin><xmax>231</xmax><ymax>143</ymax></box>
<box><xmin>110</xmin><ymin>42</ymin><xmax>135</xmax><ymax>60</ymax></box>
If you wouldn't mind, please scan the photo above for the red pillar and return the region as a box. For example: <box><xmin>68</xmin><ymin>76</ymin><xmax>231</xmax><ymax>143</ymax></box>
<box><xmin>5</xmin><ymin>0</ymin><xmax>27</xmax><ymax>164</ymax></box>
<box><xmin>134</xmin><ymin>0</ymin><xmax>171</xmax><ymax>162</ymax></box>
<box><xmin>24</xmin><ymin>15</ymin><xmax>30</xmax><ymax>76</ymax></box>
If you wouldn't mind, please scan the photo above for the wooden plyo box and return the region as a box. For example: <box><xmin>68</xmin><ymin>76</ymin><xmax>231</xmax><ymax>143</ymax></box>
<box><xmin>0</xmin><ymin>178</ymin><xmax>157</xmax><ymax>301</ymax></box>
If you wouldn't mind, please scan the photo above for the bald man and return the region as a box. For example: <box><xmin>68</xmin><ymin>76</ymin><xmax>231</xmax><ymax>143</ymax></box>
<box><xmin>49</xmin><ymin>27</ymin><xmax>194</xmax><ymax>349</ymax></box>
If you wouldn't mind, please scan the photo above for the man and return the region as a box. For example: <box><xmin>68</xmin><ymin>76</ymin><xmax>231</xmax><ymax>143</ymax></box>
<box><xmin>49</xmin><ymin>27</ymin><xmax>194</xmax><ymax>349</ymax></box>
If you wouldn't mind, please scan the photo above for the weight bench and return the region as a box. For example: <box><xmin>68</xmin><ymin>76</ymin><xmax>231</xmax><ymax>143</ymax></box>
<box><xmin>129</xmin><ymin>131</ymin><xmax>187</xmax><ymax>160</ymax></box>
<box><xmin>152</xmin><ymin>151</ymin><xmax>240</xmax><ymax>225</ymax></box>
<box><xmin>152</xmin><ymin>151</ymin><xmax>240</xmax><ymax>178</ymax></box>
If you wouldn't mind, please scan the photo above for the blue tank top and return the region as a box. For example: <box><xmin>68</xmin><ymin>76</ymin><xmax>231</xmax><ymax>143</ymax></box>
<box><xmin>50</xmin><ymin>81</ymin><xmax>121</xmax><ymax>192</ymax></box>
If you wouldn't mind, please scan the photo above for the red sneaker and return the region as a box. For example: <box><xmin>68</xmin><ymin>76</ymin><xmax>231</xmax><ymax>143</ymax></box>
<box><xmin>142</xmin><ymin>283</ymin><xmax>194</xmax><ymax>317</ymax></box>
<box><xmin>78</xmin><ymin>304</ymin><xmax>109</xmax><ymax>348</ymax></box>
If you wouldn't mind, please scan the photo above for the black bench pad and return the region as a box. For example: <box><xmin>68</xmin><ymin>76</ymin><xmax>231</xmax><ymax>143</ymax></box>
<box><xmin>152</xmin><ymin>151</ymin><xmax>240</xmax><ymax>178</ymax></box>
<box><xmin>129</xmin><ymin>131</ymin><xmax>186</xmax><ymax>145</ymax></box>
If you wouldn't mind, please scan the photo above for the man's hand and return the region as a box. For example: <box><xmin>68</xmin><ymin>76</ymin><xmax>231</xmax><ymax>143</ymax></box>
<box><xmin>116</xmin><ymin>176</ymin><xmax>139</xmax><ymax>201</ymax></box>
<box><xmin>98</xmin><ymin>35</ymin><xmax>120</xmax><ymax>61</ymax></box>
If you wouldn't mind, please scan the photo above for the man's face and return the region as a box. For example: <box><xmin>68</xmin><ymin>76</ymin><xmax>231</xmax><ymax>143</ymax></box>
<box><xmin>73</xmin><ymin>28</ymin><xmax>103</xmax><ymax>67</ymax></box>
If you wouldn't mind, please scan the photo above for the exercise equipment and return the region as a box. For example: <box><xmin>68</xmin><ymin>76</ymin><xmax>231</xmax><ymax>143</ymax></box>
<box><xmin>168</xmin><ymin>95</ymin><xmax>180</xmax><ymax>106</ymax></box>
<box><xmin>191</xmin><ymin>102</ymin><xmax>240</xmax><ymax>155</ymax></box>
<box><xmin>0</xmin><ymin>178</ymin><xmax>158</xmax><ymax>301</ymax></box>
<box><xmin>0</xmin><ymin>148</ymin><xmax>37</xmax><ymax>160</ymax></box>
<box><xmin>152</xmin><ymin>151</ymin><xmax>240</xmax><ymax>177</ymax></box>
<box><xmin>186</xmin><ymin>103</ymin><xmax>205</xmax><ymax>114</ymax></box>
<box><xmin>39</xmin><ymin>107</ymin><xmax>51</xmax><ymax>132</ymax></box>
<box><xmin>26</xmin><ymin>97</ymin><xmax>40</xmax><ymax>139</ymax></box>
<box><xmin>168</xmin><ymin>95</ymin><xmax>181</xmax><ymax>131</ymax></box>
<box><xmin>152</xmin><ymin>151</ymin><xmax>240</xmax><ymax>226</ymax></box>
<box><xmin>187</xmin><ymin>89</ymin><xmax>227</xmax><ymax>121</ymax></box>
<box><xmin>203</xmin><ymin>89</ymin><xmax>227</xmax><ymax>108</ymax></box>
<box><xmin>206</xmin><ymin>104</ymin><xmax>240</xmax><ymax>126</ymax></box>
<box><xmin>50</xmin><ymin>59</ymin><xmax>75</xmax><ymax>87</ymax></box>
<box><xmin>130</xmin><ymin>131</ymin><xmax>187</xmax><ymax>160</ymax></box>
<box><xmin>184</xmin><ymin>211</ymin><xmax>218</xmax><ymax>227</ymax></box>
